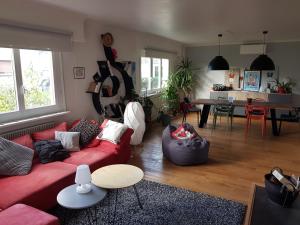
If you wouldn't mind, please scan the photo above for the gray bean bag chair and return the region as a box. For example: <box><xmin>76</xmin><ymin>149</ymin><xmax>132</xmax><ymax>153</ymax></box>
<box><xmin>162</xmin><ymin>123</ymin><xmax>210</xmax><ymax>166</ymax></box>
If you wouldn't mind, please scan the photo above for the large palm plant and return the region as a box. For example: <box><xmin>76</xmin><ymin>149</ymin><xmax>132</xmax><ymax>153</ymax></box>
<box><xmin>172</xmin><ymin>58</ymin><xmax>194</xmax><ymax>96</ymax></box>
<box><xmin>161</xmin><ymin>58</ymin><xmax>194</xmax><ymax>114</ymax></box>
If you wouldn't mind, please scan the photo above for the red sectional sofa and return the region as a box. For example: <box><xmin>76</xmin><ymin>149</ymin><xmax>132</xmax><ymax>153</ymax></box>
<box><xmin>0</xmin><ymin>204</ymin><xmax>59</xmax><ymax>225</ymax></box>
<box><xmin>0</xmin><ymin>120</ymin><xmax>133</xmax><ymax>211</ymax></box>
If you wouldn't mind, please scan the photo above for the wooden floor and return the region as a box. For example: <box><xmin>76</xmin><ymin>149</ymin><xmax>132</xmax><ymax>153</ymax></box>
<box><xmin>129</xmin><ymin>113</ymin><xmax>300</xmax><ymax>205</ymax></box>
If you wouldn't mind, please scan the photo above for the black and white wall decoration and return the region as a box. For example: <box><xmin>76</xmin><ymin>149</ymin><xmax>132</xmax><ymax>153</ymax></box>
<box><xmin>89</xmin><ymin>33</ymin><xmax>136</xmax><ymax>119</ymax></box>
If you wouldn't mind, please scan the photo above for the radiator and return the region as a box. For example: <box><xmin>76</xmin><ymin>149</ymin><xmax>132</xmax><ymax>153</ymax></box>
<box><xmin>0</xmin><ymin>122</ymin><xmax>55</xmax><ymax>140</ymax></box>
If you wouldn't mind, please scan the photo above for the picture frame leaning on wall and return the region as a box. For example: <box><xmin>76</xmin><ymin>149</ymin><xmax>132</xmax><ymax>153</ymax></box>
<box><xmin>243</xmin><ymin>70</ymin><xmax>261</xmax><ymax>91</ymax></box>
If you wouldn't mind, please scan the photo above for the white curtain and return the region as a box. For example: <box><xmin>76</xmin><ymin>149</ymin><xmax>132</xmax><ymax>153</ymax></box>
<box><xmin>0</xmin><ymin>20</ymin><xmax>72</xmax><ymax>51</ymax></box>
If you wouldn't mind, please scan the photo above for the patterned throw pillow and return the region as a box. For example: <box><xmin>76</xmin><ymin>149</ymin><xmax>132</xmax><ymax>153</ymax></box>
<box><xmin>0</xmin><ymin>137</ymin><xmax>34</xmax><ymax>176</ymax></box>
<box><xmin>69</xmin><ymin>119</ymin><xmax>100</xmax><ymax>147</ymax></box>
<box><xmin>171</xmin><ymin>125</ymin><xmax>196</xmax><ymax>140</ymax></box>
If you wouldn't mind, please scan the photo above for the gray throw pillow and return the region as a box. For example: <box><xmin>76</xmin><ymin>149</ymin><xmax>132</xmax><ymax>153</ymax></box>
<box><xmin>0</xmin><ymin>137</ymin><xmax>34</xmax><ymax>176</ymax></box>
<box><xmin>69</xmin><ymin>119</ymin><xmax>100</xmax><ymax>147</ymax></box>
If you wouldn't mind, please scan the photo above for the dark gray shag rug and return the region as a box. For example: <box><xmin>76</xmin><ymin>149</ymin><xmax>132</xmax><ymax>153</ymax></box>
<box><xmin>51</xmin><ymin>180</ymin><xmax>246</xmax><ymax>225</ymax></box>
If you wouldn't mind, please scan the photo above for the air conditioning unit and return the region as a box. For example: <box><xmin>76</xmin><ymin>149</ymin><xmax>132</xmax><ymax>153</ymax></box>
<box><xmin>240</xmin><ymin>44</ymin><xmax>266</xmax><ymax>55</ymax></box>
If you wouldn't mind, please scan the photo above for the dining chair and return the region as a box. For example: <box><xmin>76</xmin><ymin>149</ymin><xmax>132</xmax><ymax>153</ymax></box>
<box><xmin>180</xmin><ymin>97</ymin><xmax>202</xmax><ymax>124</ymax></box>
<box><xmin>212</xmin><ymin>97</ymin><xmax>235</xmax><ymax>130</ymax></box>
<box><xmin>278</xmin><ymin>107</ymin><xmax>300</xmax><ymax>134</ymax></box>
<box><xmin>245</xmin><ymin>98</ymin><xmax>269</xmax><ymax>136</ymax></box>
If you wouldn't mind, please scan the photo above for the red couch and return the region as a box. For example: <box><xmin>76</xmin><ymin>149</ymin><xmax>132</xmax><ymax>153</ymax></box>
<box><xmin>0</xmin><ymin>204</ymin><xmax>59</xmax><ymax>225</ymax></box>
<box><xmin>0</xmin><ymin>120</ymin><xmax>133</xmax><ymax>211</ymax></box>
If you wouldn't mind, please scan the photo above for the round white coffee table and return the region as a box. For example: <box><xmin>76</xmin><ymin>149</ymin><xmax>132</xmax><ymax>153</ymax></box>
<box><xmin>92</xmin><ymin>164</ymin><xmax>144</xmax><ymax>224</ymax></box>
<box><xmin>57</xmin><ymin>184</ymin><xmax>107</xmax><ymax>224</ymax></box>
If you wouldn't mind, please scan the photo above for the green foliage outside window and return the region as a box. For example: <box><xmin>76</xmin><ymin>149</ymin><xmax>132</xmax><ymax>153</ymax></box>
<box><xmin>23</xmin><ymin>64</ymin><xmax>52</xmax><ymax>109</ymax></box>
<box><xmin>0</xmin><ymin>64</ymin><xmax>52</xmax><ymax>113</ymax></box>
<box><xmin>0</xmin><ymin>87</ymin><xmax>17</xmax><ymax>113</ymax></box>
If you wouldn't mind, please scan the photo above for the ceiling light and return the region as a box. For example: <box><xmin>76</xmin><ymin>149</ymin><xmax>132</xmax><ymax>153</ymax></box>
<box><xmin>208</xmin><ymin>34</ymin><xmax>229</xmax><ymax>70</ymax></box>
<box><xmin>250</xmin><ymin>31</ymin><xmax>275</xmax><ymax>71</ymax></box>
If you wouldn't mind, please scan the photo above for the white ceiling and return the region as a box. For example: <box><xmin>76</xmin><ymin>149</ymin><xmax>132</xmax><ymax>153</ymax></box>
<box><xmin>35</xmin><ymin>0</ymin><xmax>300</xmax><ymax>46</ymax></box>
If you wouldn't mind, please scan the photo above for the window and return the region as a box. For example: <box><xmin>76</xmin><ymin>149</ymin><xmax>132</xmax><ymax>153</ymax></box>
<box><xmin>0</xmin><ymin>47</ymin><xmax>65</xmax><ymax>123</ymax></box>
<box><xmin>141</xmin><ymin>57</ymin><xmax>169</xmax><ymax>95</ymax></box>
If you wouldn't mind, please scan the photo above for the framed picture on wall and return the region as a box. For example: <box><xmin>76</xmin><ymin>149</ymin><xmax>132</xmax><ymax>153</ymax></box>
<box><xmin>73</xmin><ymin>67</ymin><xmax>85</xmax><ymax>79</ymax></box>
<box><xmin>243</xmin><ymin>70</ymin><xmax>261</xmax><ymax>91</ymax></box>
<box><xmin>260</xmin><ymin>70</ymin><xmax>278</xmax><ymax>92</ymax></box>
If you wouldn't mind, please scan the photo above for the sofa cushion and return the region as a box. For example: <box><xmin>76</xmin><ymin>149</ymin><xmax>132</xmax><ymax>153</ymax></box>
<box><xmin>0</xmin><ymin>161</ymin><xmax>76</xmax><ymax>210</ymax></box>
<box><xmin>0</xmin><ymin>203</ymin><xmax>59</xmax><ymax>225</ymax></box>
<box><xmin>55</xmin><ymin>131</ymin><xmax>80</xmax><ymax>151</ymax></box>
<box><xmin>63</xmin><ymin>146</ymin><xmax>117</xmax><ymax>172</ymax></box>
<box><xmin>171</xmin><ymin>124</ymin><xmax>196</xmax><ymax>140</ymax></box>
<box><xmin>97</xmin><ymin>120</ymin><xmax>128</xmax><ymax>144</ymax></box>
<box><xmin>70</xmin><ymin>119</ymin><xmax>101</xmax><ymax>148</ymax></box>
<box><xmin>0</xmin><ymin>137</ymin><xmax>34</xmax><ymax>176</ymax></box>
<box><xmin>85</xmin><ymin>137</ymin><xmax>101</xmax><ymax>148</ymax></box>
<box><xmin>12</xmin><ymin>134</ymin><xmax>34</xmax><ymax>149</ymax></box>
<box><xmin>32</xmin><ymin>122</ymin><xmax>68</xmax><ymax>141</ymax></box>
<box><xmin>69</xmin><ymin>119</ymin><xmax>100</xmax><ymax>147</ymax></box>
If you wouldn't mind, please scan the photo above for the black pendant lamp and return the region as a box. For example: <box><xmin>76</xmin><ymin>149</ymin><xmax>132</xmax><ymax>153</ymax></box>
<box><xmin>250</xmin><ymin>31</ymin><xmax>275</xmax><ymax>70</ymax></box>
<box><xmin>208</xmin><ymin>34</ymin><xmax>229</xmax><ymax>70</ymax></box>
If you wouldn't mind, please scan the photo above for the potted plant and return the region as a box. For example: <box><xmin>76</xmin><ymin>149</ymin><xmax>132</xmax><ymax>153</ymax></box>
<box><xmin>141</xmin><ymin>95</ymin><xmax>154</xmax><ymax>123</ymax></box>
<box><xmin>273</xmin><ymin>79</ymin><xmax>296</xmax><ymax>94</ymax></box>
<box><xmin>160</xmin><ymin>58</ymin><xmax>194</xmax><ymax>116</ymax></box>
<box><xmin>125</xmin><ymin>89</ymin><xmax>154</xmax><ymax>123</ymax></box>
<box><xmin>161</xmin><ymin>78</ymin><xmax>179</xmax><ymax>116</ymax></box>
<box><xmin>172</xmin><ymin>58</ymin><xmax>194</xmax><ymax>97</ymax></box>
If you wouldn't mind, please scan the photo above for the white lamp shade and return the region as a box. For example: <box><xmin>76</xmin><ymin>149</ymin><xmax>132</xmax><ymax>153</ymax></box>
<box><xmin>75</xmin><ymin>165</ymin><xmax>91</xmax><ymax>184</ymax></box>
<box><xmin>124</xmin><ymin>102</ymin><xmax>146</xmax><ymax>145</ymax></box>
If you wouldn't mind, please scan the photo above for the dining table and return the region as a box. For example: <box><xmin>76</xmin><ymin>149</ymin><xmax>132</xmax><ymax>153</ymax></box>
<box><xmin>192</xmin><ymin>98</ymin><xmax>300</xmax><ymax>136</ymax></box>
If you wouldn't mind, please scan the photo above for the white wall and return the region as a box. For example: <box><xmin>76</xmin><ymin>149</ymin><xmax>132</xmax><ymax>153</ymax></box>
<box><xmin>0</xmin><ymin>2</ymin><xmax>183</xmax><ymax>133</ymax></box>
<box><xmin>62</xmin><ymin>19</ymin><xmax>183</xmax><ymax>121</ymax></box>
<box><xmin>186</xmin><ymin>43</ymin><xmax>300</xmax><ymax>100</ymax></box>
<box><xmin>1</xmin><ymin>0</ymin><xmax>86</xmax><ymax>42</ymax></box>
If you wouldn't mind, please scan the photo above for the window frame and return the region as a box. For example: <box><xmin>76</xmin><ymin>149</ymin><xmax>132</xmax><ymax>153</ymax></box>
<box><xmin>0</xmin><ymin>48</ymin><xmax>66</xmax><ymax>124</ymax></box>
<box><xmin>140</xmin><ymin>56</ymin><xmax>170</xmax><ymax>96</ymax></box>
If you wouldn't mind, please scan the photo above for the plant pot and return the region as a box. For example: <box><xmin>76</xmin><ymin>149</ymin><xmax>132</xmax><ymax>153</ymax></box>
<box><xmin>143</xmin><ymin>106</ymin><xmax>152</xmax><ymax>123</ymax></box>
<box><xmin>161</xmin><ymin>114</ymin><xmax>171</xmax><ymax>126</ymax></box>
<box><xmin>277</xmin><ymin>87</ymin><xmax>286</xmax><ymax>94</ymax></box>
<box><xmin>264</xmin><ymin>173</ymin><xmax>299</xmax><ymax>207</ymax></box>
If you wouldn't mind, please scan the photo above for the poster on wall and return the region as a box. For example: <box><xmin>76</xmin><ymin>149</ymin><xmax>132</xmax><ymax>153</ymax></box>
<box><xmin>224</xmin><ymin>68</ymin><xmax>240</xmax><ymax>89</ymax></box>
<box><xmin>243</xmin><ymin>70</ymin><xmax>261</xmax><ymax>91</ymax></box>
<box><xmin>121</xmin><ymin>61</ymin><xmax>136</xmax><ymax>86</ymax></box>
<box><xmin>260</xmin><ymin>70</ymin><xmax>278</xmax><ymax>92</ymax></box>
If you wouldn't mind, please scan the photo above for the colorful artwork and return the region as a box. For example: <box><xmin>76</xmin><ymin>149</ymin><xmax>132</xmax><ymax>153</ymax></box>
<box><xmin>243</xmin><ymin>70</ymin><xmax>261</xmax><ymax>91</ymax></box>
<box><xmin>225</xmin><ymin>68</ymin><xmax>240</xmax><ymax>89</ymax></box>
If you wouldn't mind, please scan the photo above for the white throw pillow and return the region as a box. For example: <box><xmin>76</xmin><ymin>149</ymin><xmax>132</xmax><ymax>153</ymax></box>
<box><xmin>55</xmin><ymin>131</ymin><xmax>80</xmax><ymax>151</ymax></box>
<box><xmin>97</xmin><ymin>120</ymin><xmax>128</xmax><ymax>144</ymax></box>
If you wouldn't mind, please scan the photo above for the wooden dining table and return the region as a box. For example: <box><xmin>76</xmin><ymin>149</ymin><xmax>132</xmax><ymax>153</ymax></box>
<box><xmin>192</xmin><ymin>98</ymin><xmax>300</xmax><ymax>136</ymax></box>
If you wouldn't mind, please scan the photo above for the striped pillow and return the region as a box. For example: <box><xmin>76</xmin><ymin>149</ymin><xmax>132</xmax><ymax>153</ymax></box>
<box><xmin>0</xmin><ymin>137</ymin><xmax>34</xmax><ymax>176</ymax></box>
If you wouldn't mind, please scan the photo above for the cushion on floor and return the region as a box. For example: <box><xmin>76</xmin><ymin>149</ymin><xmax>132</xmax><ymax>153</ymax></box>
<box><xmin>162</xmin><ymin>124</ymin><xmax>210</xmax><ymax>166</ymax></box>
